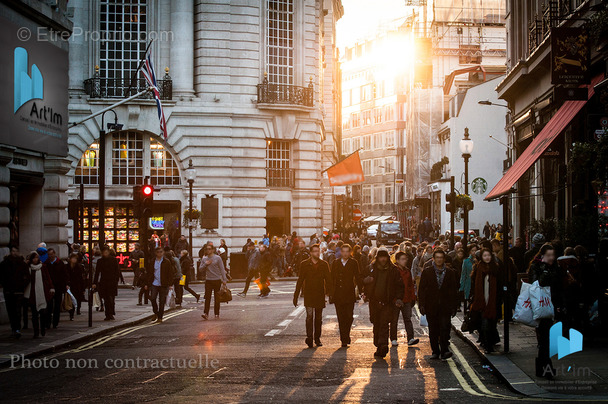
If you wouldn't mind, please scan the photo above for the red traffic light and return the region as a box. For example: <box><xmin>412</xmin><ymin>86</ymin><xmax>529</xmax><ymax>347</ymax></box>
<box><xmin>142</xmin><ymin>185</ymin><xmax>153</xmax><ymax>195</ymax></box>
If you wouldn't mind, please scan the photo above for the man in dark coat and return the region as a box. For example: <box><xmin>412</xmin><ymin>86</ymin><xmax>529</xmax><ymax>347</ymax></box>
<box><xmin>364</xmin><ymin>249</ymin><xmax>404</xmax><ymax>358</ymax></box>
<box><xmin>45</xmin><ymin>248</ymin><xmax>69</xmax><ymax>329</ymax></box>
<box><xmin>330</xmin><ymin>244</ymin><xmax>363</xmax><ymax>348</ymax></box>
<box><xmin>418</xmin><ymin>248</ymin><xmax>458</xmax><ymax>359</ymax></box>
<box><xmin>174</xmin><ymin>235</ymin><xmax>189</xmax><ymax>256</ymax></box>
<box><xmin>0</xmin><ymin>248</ymin><xmax>29</xmax><ymax>338</ymax></box>
<box><xmin>146</xmin><ymin>247</ymin><xmax>176</xmax><ymax>323</ymax></box>
<box><xmin>509</xmin><ymin>237</ymin><xmax>526</xmax><ymax>273</ymax></box>
<box><xmin>293</xmin><ymin>244</ymin><xmax>333</xmax><ymax>348</ymax></box>
<box><xmin>93</xmin><ymin>246</ymin><xmax>121</xmax><ymax>321</ymax></box>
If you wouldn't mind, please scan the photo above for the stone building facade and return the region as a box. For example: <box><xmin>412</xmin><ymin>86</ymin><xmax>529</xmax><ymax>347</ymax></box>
<box><xmin>66</xmin><ymin>0</ymin><xmax>343</xmax><ymax>259</ymax></box>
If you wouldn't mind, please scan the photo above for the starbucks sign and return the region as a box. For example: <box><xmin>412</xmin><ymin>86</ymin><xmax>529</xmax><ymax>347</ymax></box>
<box><xmin>472</xmin><ymin>177</ymin><xmax>488</xmax><ymax>195</ymax></box>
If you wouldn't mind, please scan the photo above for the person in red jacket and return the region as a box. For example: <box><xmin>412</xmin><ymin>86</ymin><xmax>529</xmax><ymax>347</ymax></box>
<box><xmin>390</xmin><ymin>252</ymin><xmax>420</xmax><ymax>347</ymax></box>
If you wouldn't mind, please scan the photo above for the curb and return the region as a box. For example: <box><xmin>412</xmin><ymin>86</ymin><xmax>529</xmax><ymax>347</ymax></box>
<box><xmin>451</xmin><ymin>316</ymin><xmax>608</xmax><ymax>400</ymax></box>
<box><xmin>0</xmin><ymin>309</ymin><xmax>172</xmax><ymax>368</ymax></box>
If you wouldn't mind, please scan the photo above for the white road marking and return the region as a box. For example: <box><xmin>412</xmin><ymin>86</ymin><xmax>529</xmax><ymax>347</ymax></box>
<box><xmin>206</xmin><ymin>367</ymin><xmax>227</xmax><ymax>379</ymax></box>
<box><xmin>277</xmin><ymin>319</ymin><xmax>292</xmax><ymax>327</ymax></box>
<box><xmin>141</xmin><ymin>371</ymin><xmax>171</xmax><ymax>384</ymax></box>
<box><xmin>288</xmin><ymin>305</ymin><xmax>306</xmax><ymax>317</ymax></box>
<box><xmin>265</xmin><ymin>329</ymin><xmax>281</xmax><ymax>337</ymax></box>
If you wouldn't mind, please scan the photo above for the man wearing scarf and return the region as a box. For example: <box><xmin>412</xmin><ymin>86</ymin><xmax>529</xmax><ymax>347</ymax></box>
<box><xmin>418</xmin><ymin>249</ymin><xmax>458</xmax><ymax>359</ymax></box>
<box><xmin>364</xmin><ymin>249</ymin><xmax>404</xmax><ymax>358</ymax></box>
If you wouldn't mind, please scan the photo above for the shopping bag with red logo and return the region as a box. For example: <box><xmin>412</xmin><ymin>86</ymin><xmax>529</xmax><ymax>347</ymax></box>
<box><xmin>513</xmin><ymin>282</ymin><xmax>538</xmax><ymax>327</ymax></box>
<box><xmin>529</xmin><ymin>280</ymin><xmax>554</xmax><ymax>321</ymax></box>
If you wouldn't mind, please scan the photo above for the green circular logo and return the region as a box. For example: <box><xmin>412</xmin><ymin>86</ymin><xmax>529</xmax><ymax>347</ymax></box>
<box><xmin>472</xmin><ymin>177</ymin><xmax>488</xmax><ymax>195</ymax></box>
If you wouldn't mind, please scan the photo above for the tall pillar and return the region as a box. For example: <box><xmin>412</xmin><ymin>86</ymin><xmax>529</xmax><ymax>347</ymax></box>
<box><xmin>68</xmin><ymin>0</ymin><xmax>90</xmax><ymax>94</ymax></box>
<box><xmin>0</xmin><ymin>146</ymin><xmax>14</xmax><ymax>258</ymax></box>
<box><xmin>43</xmin><ymin>157</ymin><xmax>71</xmax><ymax>258</ymax></box>
<box><xmin>170</xmin><ymin>0</ymin><xmax>194</xmax><ymax>98</ymax></box>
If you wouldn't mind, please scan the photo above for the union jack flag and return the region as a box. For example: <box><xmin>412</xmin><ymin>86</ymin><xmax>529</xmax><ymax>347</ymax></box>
<box><xmin>141</xmin><ymin>52</ymin><xmax>167</xmax><ymax>140</ymax></box>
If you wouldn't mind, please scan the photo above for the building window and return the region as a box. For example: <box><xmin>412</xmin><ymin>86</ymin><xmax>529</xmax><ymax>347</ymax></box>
<box><xmin>111</xmin><ymin>132</ymin><xmax>144</xmax><ymax>185</ymax></box>
<box><xmin>361</xmin><ymin>84</ymin><xmax>372</xmax><ymax>102</ymax></box>
<box><xmin>384</xmin><ymin>105</ymin><xmax>394</xmax><ymax>121</ymax></box>
<box><xmin>376</xmin><ymin>81</ymin><xmax>384</xmax><ymax>98</ymax></box>
<box><xmin>363</xmin><ymin>135</ymin><xmax>371</xmax><ymax>150</ymax></box>
<box><xmin>266</xmin><ymin>0</ymin><xmax>294</xmax><ymax>85</ymax></box>
<box><xmin>384</xmin><ymin>156</ymin><xmax>395</xmax><ymax>173</ymax></box>
<box><xmin>150</xmin><ymin>140</ymin><xmax>180</xmax><ymax>185</ymax></box>
<box><xmin>373</xmin><ymin>184</ymin><xmax>383</xmax><ymax>204</ymax></box>
<box><xmin>374</xmin><ymin>107</ymin><xmax>382</xmax><ymax>124</ymax></box>
<box><xmin>373</xmin><ymin>133</ymin><xmax>382</xmax><ymax>149</ymax></box>
<box><xmin>385</xmin><ymin>130</ymin><xmax>395</xmax><ymax>149</ymax></box>
<box><xmin>373</xmin><ymin>158</ymin><xmax>383</xmax><ymax>175</ymax></box>
<box><xmin>362</xmin><ymin>160</ymin><xmax>371</xmax><ymax>176</ymax></box>
<box><xmin>362</xmin><ymin>110</ymin><xmax>372</xmax><ymax>126</ymax></box>
<box><xmin>266</xmin><ymin>140</ymin><xmax>293</xmax><ymax>188</ymax></box>
<box><xmin>75</xmin><ymin>143</ymin><xmax>100</xmax><ymax>185</ymax></box>
<box><xmin>385</xmin><ymin>184</ymin><xmax>393</xmax><ymax>204</ymax></box>
<box><xmin>342</xmin><ymin>139</ymin><xmax>350</xmax><ymax>154</ymax></box>
<box><xmin>362</xmin><ymin>185</ymin><xmax>371</xmax><ymax>204</ymax></box>
<box><xmin>76</xmin><ymin>132</ymin><xmax>181</xmax><ymax>187</ymax></box>
<box><xmin>342</xmin><ymin>89</ymin><xmax>351</xmax><ymax>107</ymax></box>
<box><xmin>99</xmin><ymin>0</ymin><xmax>148</xmax><ymax>85</ymax></box>
<box><xmin>352</xmin><ymin>137</ymin><xmax>361</xmax><ymax>152</ymax></box>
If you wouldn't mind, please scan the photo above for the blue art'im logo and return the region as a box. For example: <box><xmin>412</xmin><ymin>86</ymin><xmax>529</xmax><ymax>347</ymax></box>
<box><xmin>14</xmin><ymin>47</ymin><xmax>43</xmax><ymax>113</ymax></box>
<box><xmin>549</xmin><ymin>321</ymin><xmax>583</xmax><ymax>359</ymax></box>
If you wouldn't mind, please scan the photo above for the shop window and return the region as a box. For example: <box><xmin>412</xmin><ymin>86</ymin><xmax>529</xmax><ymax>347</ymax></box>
<box><xmin>75</xmin><ymin>143</ymin><xmax>100</xmax><ymax>185</ymax></box>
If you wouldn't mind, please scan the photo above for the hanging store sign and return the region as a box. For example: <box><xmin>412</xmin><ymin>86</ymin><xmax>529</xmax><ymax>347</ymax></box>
<box><xmin>0</xmin><ymin>17</ymin><xmax>69</xmax><ymax>156</ymax></box>
<box><xmin>551</xmin><ymin>27</ymin><xmax>590</xmax><ymax>85</ymax></box>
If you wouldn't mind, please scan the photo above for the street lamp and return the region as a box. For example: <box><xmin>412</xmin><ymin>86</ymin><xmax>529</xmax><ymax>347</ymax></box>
<box><xmin>459</xmin><ymin>128</ymin><xmax>474</xmax><ymax>246</ymax></box>
<box><xmin>185</xmin><ymin>159</ymin><xmax>197</xmax><ymax>258</ymax></box>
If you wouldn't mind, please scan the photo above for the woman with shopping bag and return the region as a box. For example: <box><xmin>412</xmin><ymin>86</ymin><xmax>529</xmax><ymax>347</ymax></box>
<box><xmin>527</xmin><ymin>243</ymin><xmax>564</xmax><ymax>378</ymax></box>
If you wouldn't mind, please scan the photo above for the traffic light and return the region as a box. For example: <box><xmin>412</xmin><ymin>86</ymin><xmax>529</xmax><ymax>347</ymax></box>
<box><xmin>445</xmin><ymin>192</ymin><xmax>455</xmax><ymax>213</ymax></box>
<box><xmin>141</xmin><ymin>184</ymin><xmax>154</xmax><ymax>217</ymax></box>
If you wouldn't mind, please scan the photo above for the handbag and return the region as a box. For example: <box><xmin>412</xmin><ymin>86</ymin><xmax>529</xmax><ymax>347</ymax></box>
<box><xmin>529</xmin><ymin>280</ymin><xmax>554</xmax><ymax>320</ymax></box>
<box><xmin>218</xmin><ymin>284</ymin><xmax>233</xmax><ymax>303</ymax></box>
<box><xmin>179</xmin><ymin>275</ymin><xmax>186</xmax><ymax>286</ymax></box>
<box><xmin>67</xmin><ymin>289</ymin><xmax>78</xmax><ymax>310</ymax></box>
<box><xmin>166</xmin><ymin>288</ymin><xmax>176</xmax><ymax>309</ymax></box>
<box><xmin>61</xmin><ymin>292</ymin><xmax>73</xmax><ymax>311</ymax></box>
<box><xmin>461</xmin><ymin>309</ymin><xmax>481</xmax><ymax>333</ymax></box>
<box><xmin>92</xmin><ymin>291</ymin><xmax>101</xmax><ymax>309</ymax></box>
<box><xmin>513</xmin><ymin>282</ymin><xmax>538</xmax><ymax>327</ymax></box>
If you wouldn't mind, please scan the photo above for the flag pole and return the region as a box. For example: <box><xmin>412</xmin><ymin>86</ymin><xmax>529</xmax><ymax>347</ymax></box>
<box><xmin>322</xmin><ymin>148</ymin><xmax>363</xmax><ymax>173</ymax></box>
<box><xmin>124</xmin><ymin>39</ymin><xmax>155</xmax><ymax>98</ymax></box>
<box><xmin>68</xmin><ymin>88</ymin><xmax>151</xmax><ymax>128</ymax></box>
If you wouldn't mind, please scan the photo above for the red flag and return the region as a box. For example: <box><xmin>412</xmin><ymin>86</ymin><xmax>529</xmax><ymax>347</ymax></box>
<box><xmin>326</xmin><ymin>151</ymin><xmax>365</xmax><ymax>186</ymax></box>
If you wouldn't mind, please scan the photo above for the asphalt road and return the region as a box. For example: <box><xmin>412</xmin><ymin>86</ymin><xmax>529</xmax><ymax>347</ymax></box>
<box><xmin>0</xmin><ymin>281</ymin><xmax>525</xmax><ymax>403</ymax></box>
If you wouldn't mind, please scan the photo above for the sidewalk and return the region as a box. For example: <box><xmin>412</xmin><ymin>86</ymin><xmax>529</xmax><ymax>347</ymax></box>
<box><xmin>452</xmin><ymin>312</ymin><xmax>608</xmax><ymax>399</ymax></box>
<box><xmin>0</xmin><ymin>288</ymin><xmax>159</xmax><ymax>368</ymax></box>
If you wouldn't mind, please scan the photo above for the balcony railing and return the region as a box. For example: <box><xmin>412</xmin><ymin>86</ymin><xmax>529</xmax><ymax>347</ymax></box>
<box><xmin>257</xmin><ymin>77</ymin><xmax>314</xmax><ymax>107</ymax></box>
<box><xmin>84</xmin><ymin>70</ymin><xmax>172</xmax><ymax>100</ymax></box>
<box><xmin>266</xmin><ymin>168</ymin><xmax>295</xmax><ymax>188</ymax></box>
<box><xmin>528</xmin><ymin>0</ymin><xmax>566</xmax><ymax>55</ymax></box>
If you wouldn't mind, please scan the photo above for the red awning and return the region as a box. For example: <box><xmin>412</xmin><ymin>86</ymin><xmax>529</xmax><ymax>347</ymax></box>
<box><xmin>486</xmin><ymin>75</ymin><xmax>603</xmax><ymax>200</ymax></box>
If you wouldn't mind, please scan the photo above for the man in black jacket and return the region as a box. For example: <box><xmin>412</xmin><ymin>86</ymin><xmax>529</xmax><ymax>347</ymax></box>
<box><xmin>293</xmin><ymin>244</ymin><xmax>333</xmax><ymax>348</ymax></box>
<box><xmin>46</xmin><ymin>248</ymin><xmax>69</xmax><ymax>328</ymax></box>
<box><xmin>145</xmin><ymin>247</ymin><xmax>176</xmax><ymax>323</ymax></box>
<box><xmin>93</xmin><ymin>246</ymin><xmax>121</xmax><ymax>321</ymax></box>
<box><xmin>364</xmin><ymin>249</ymin><xmax>404</xmax><ymax>358</ymax></box>
<box><xmin>330</xmin><ymin>244</ymin><xmax>363</xmax><ymax>348</ymax></box>
<box><xmin>0</xmin><ymin>248</ymin><xmax>29</xmax><ymax>338</ymax></box>
<box><xmin>418</xmin><ymin>249</ymin><xmax>458</xmax><ymax>359</ymax></box>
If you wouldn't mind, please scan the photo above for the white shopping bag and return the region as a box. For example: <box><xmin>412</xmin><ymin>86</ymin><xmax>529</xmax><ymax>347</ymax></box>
<box><xmin>165</xmin><ymin>288</ymin><xmax>176</xmax><ymax>309</ymax></box>
<box><xmin>513</xmin><ymin>282</ymin><xmax>538</xmax><ymax>327</ymax></box>
<box><xmin>529</xmin><ymin>280</ymin><xmax>554</xmax><ymax>321</ymax></box>
<box><xmin>92</xmin><ymin>291</ymin><xmax>101</xmax><ymax>309</ymax></box>
<box><xmin>419</xmin><ymin>314</ymin><xmax>428</xmax><ymax>327</ymax></box>
<box><xmin>67</xmin><ymin>289</ymin><xmax>78</xmax><ymax>311</ymax></box>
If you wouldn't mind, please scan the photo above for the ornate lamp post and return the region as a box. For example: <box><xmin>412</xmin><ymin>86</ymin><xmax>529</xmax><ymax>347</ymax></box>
<box><xmin>185</xmin><ymin>159</ymin><xmax>197</xmax><ymax>257</ymax></box>
<box><xmin>459</xmin><ymin>128</ymin><xmax>474</xmax><ymax>246</ymax></box>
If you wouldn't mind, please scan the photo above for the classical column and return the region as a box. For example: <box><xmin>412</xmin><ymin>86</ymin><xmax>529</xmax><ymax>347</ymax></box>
<box><xmin>43</xmin><ymin>157</ymin><xmax>71</xmax><ymax>258</ymax></box>
<box><xmin>68</xmin><ymin>0</ymin><xmax>90</xmax><ymax>95</ymax></box>
<box><xmin>170</xmin><ymin>0</ymin><xmax>194</xmax><ymax>97</ymax></box>
<box><xmin>0</xmin><ymin>146</ymin><xmax>14</xmax><ymax>258</ymax></box>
